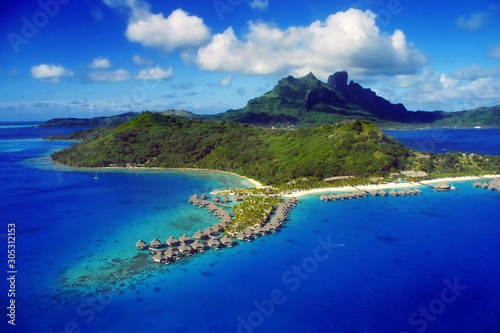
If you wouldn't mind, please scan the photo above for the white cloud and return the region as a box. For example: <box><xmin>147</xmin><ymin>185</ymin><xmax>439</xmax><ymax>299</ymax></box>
<box><xmin>89</xmin><ymin>57</ymin><xmax>111</xmax><ymax>69</ymax></box>
<box><xmin>31</xmin><ymin>64</ymin><xmax>73</xmax><ymax>83</ymax></box>
<box><xmin>117</xmin><ymin>2</ymin><xmax>210</xmax><ymax>51</ymax></box>
<box><xmin>89</xmin><ymin>69</ymin><xmax>131</xmax><ymax>82</ymax></box>
<box><xmin>456</xmin><ymin>12</ymin><xmax>488</xmax><ymax>31</ymax></box>
<box><xmin>386</xmin><ymin>67</ymin><xmax>500</xmax><ymax>111</ymax></box>
<box><xmin>104</xmin><ymin>0</ymin><xmax>210</xmax><ymax>51</ymax></box>
<box><xmin>451</xmin><ymin>65</ymin><xmax>500</xmax><ymax>81</ymax></box>
<box><xmin>195</xmin><ymin>9</ymin><xmax>426</xmax><ymax>78</ymax></box>
<box><xmin>249</xmin><ymin>0</ymin><xmax>268</xmax><ymax>10</ymax></box>
<box><xmin>132</xmin><ymin>54</ymin><xmax>154</xmax><ymax>66</ymax></box>
<box><xmin>219</xmin><ymin>75</ymin><xmax>232</xmax><ymax>87</ymax></box>
<box><xmin>136</xmin><ymin>66</ymin><xmax>173</xmax><ymax>80</ymax></box>
<box><xmin>489</xmin><ymin>45</ymin><xmax>500</xmax><ymax>59</ymax></box>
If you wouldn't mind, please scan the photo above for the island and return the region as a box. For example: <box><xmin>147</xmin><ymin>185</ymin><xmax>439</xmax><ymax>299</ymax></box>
<box><xmin>44</xmin><ymin>109</ymin><xmax>500</xmax><ymax>268</ymax></box>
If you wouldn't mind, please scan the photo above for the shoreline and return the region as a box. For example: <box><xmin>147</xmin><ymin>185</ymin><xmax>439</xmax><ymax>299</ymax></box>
<box><xmin>52</xmin><ymin>160</ymin><xmax>497</xmax><ymax>197</ymax></box>
<box><xmin>93</xmin><ymin>166</ymin><xmax>266</xmax><ymax>189</ymax></box>
<box><xmin>282</xmin><ymin>174</ymin><xmax>500</xmax><ymax>198</ymax></box>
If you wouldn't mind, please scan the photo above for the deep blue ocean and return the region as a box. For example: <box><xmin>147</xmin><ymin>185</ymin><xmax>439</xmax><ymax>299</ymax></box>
<box><xmin>1</xmin><ymin>124</ymin><xmax>499</xmax><ymax>333</ymax></box>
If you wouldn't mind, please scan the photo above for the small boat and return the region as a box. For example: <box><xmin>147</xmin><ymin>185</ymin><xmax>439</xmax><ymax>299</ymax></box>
<box><xmin>94</xmin><ymin>172</ymin><xmax>99</xmax><ymax>180</ymax></box>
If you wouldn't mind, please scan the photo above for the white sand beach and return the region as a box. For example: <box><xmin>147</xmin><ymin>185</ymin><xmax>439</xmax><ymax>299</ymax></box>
<box><xmin>282</xmin><ymin>174</ymin><xmax>500</xmax><ymax>198</ymax></box>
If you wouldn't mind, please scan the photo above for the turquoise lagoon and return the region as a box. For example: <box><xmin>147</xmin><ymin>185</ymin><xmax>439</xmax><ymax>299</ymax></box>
<box><xmin>1</xmin><ymin>125</ymin><xmax>499</xmax><ymax>333</ymax></box>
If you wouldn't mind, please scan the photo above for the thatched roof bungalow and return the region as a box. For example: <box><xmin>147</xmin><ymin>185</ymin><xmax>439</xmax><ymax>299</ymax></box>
<box><xmin>166</xmin><ymin>236</ymin><xmax>180</xmax><ymax>247</ymax></box>
<box><xmin>193</xmin><ymin>230</ymin><xmax>207</xmax><ymax>240</ymax></box>
<box><xmin>150</xmin><ymin>238</ymin><xmax>162</xmax><ymax>248</ymax></box>
<box><xmin>434</xmin><ymin>182</ymin><xmax>451</xmax><ymax>191</ymax></box>
<box><xmin>178</xmin><ymin>244</ymin><xmax>194</xmax><ymax>255</ymax></box>
<box><xmin>191</xmin><ymin>240</ymin><xmax>206</xmax><ymax>252</ymax></box>
<box><xmin>207</xmin><ymin>237</ymin><xmax>222</xmax><ymax>249</ymax></box>
<box><xmin>153</xmin><ymin>252</ymin><xmax>165</xmax><ymax>263</ymax></box>
<box><xmin>136</xmin><ymin>240</ymin><xmax>148</xmax><ymax>250</ymax></box>
<box><xmin>204</xmin><ymin>227</ymin><xmax>214</xmax><ymax>236</ymax></box>
<box><xmin>179</xmin><ymin>234</ymin><xmax>192</xmax><ymax>244</ymax></box>
<box><xmin>220</xmin><ymin>235</ymin><xmax>234</xmax><ymax>247</ymax></box>
<box><xmin>164</xmin><ymin>247</ymin><xmax>179</xmax><ymax>259</ymax></box>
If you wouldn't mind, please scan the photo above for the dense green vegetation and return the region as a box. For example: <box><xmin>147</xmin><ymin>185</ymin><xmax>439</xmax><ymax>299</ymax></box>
<box><xmin>226</xmin><ymin>196</ymin><xmax>283</xmax><ymax>234</ymax></box>
<box><xmin>51</xmin><ymin>112</ymin><xmax>416</xmax><ymax>185</ymax></box>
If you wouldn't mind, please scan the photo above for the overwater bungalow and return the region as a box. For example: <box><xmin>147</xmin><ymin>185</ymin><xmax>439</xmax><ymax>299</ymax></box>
<box><xmin>434</xmin><ymin>181</ymin><xmax>451</xmax><ymax>191</ymax></box>
<box><xmin>397</xmin><ymin>189</ymin><xmax>406</xmax><ymax>196</ymax></box>
<box><xmin>204</xmin><ymin>227</ymin><xmax>214</xmax><ymax>236</ymax></box>
<box><xmin>212</xmin><ymin>223</ymin><xmax>225</xmax><ymax>232</ymax></box>
<box><xmin>222</xmin><ymin>195</ymin><xmax>230</xmax><ymax>203</ymax></box>
<box><xmin>207</xmin><ymin>237</ymin><xmax>223</xmax><ymax>249</ymax></box>
<box><xmin>389</xmin><ymin>190</ymin><xmax>397</xmax><ymax>197</ymax></box>
<box><xmin>193</xmin><ymin>230</ymin><xmax>207</xmax><ymax>240</ymax></box>
<box><xmin>164</xmin><ymin>247</ymin><xmax>180</xmax><ymax>260</ymax></box>
<box><xmin>152</xmin><ymin>252</ymin><xmax>165</xmax><ymax>263</ymax></box>
<box><xmin>488</xmin><ymin>178</ymin><xmax>500</xmax><ymax>190</ymax></box>
<box><xmin>178</xmin><ymin>244</ymin><xmax>194</xmax><ymax>255</ymax></box>
<box><xmin>220</xmin><ymin>235</ymin><xmax>234</xmax><ymax>247</ymax></box>
<box><xmin>320</xmin><ymin>194</ymin><xmax>329</xmax><ymax>202</ymax></box>
<box><xmin>243</xmin><ymin>230</ymin><xmax>254</xmax><ymax>241</ymax></box>
<box><xmin>270</xmin><ymin>221</ymin><xmax>282</xmax><ymax>229</ymax></box>
<box><xmin>213</xmin><ymin>196</ymin><xmax>221</xmax><ymax>203</ymax></box>
<box><xmin>166</xmin><ymin>236</ymin><xmax>180</xmax><ymax>247</ymax></box>
<box><xmin>264</xmin><ymin>224</ymin><xmax>276</xmax><ymax>233</ymax></box>
<box><xmin>188</xmin><ymin>194</ymin><xmax>199</xmax><ymax>203</ymax></box>
<box><xmin>328</xmin><ymin>194</ymin><xmax>337</xmax><ymax>201</ymax></box>
<box><xmin>150</xmin><ymin>238</ymin><xmax>163</xmax><ymax>248</ymax></box>
<box><xmin>201</xmin><ymin>193</ymin><xmax>208</xmax><ymax>200</ymax></box>
<box><xmin>207</xmin><ymin>202</ymin><xmax>218</xmax><ymax>212</ymax></box>
<box><xmin>215</xmin><ymin>208</ymin><xmax>226</xmax><ymax>217</ymax></box>
<box><xmin>252</xmin><ymin>226</ymin><xmax>265</xmax><ymax>237</ymax></box>
<box><xmin>236</xmin><ymin>231</ymin><xmax>248</xmax><ymax>241</ymax></box>
<box><xmin>179</xmin><ymin>234</ymin><xmax>192</xmax><ymax>244</ymax></box>
<box><xmin>378</xmin><ymin>190</ymin><xmax>387</xmax><ymax>196</ymax></box>
<box><xmin>191</xmin><ymin>240</ymin><xmax>206</xmax><ymax>252</ymax></box>
<box><xmin>369</xmin><ymin>190</ymin><xmax>378</xmax><ymax>196</ymax></box>
<box><xmin>136</xmin><ymin>240</ymin><xmax>148</xmax><ymax>250</ymax></box>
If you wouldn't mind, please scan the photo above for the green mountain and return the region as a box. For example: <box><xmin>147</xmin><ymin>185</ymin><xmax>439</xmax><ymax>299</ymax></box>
<box><xmin>50</xmin><ymin>112</ymin><xmax>500</xmax><ymax>185</ymax></box>
<box><xmin>39</xmin><ymin>72</ymin><xmax>499</xmax><ymax>129</ymax></box>
<box><xmin>209</xmin><ymin>72</ymin><xmax>500</xmax><ymax>128</ymax></box>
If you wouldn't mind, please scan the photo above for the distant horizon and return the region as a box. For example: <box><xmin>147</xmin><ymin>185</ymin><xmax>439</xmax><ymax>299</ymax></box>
<box><xmin>2</xmin><ymin>0</ymin><xmax>500</xmax><ymax>121</ymax></box>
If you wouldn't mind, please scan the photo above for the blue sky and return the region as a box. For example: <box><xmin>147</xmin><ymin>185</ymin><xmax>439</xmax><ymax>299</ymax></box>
<box><xmin>1</xmin><ymin>0</ymin><xmax>499</xmax><ymax>120</ymax></box>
